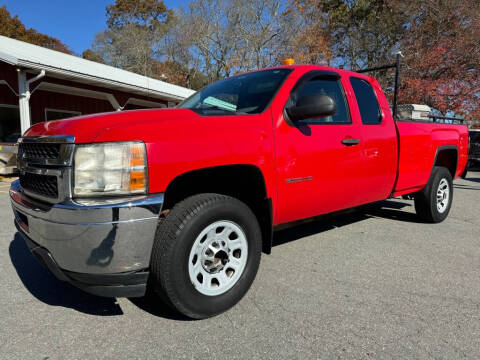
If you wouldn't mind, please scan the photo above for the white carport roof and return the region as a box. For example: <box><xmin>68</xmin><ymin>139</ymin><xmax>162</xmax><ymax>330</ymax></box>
<box><xmin>0</xmin><ymin>35</ymin><xmax>195</xmax><ymax>101</ymax></box>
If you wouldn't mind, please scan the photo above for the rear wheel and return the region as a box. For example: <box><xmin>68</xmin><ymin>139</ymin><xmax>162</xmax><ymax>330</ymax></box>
<box><xmin>150</xmin><ymin>193</ymin><xmax>262</xmax><ymax>319</ymax></box>
<box><xmin>414</xmin><ymin>166</ymin><xmax>453</xmax><ymax>223</ymax></box>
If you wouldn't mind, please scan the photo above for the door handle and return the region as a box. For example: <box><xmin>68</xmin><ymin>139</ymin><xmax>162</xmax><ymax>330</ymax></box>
<box><xmin>341</xmin><ymin>138</ymin><xmax>360</xmax><ymax>146</ymax></box>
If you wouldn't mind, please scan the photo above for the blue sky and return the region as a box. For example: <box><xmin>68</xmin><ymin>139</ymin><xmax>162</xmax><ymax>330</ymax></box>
<box><xmin>1</xmin><ymin>0</ymin><xmax>188</xmax><ymax>55</ymax></box>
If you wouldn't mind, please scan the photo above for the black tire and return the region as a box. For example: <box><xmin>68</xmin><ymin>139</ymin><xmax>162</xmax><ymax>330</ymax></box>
<box><xmin>414</xmin><ymin>166</ymin><xmax>453</xmax><ymax>223</ymax></box>
<box><xmin>150</xmin><ymin>193</ymin><xmax>262</xmax><ymax>319</ymax></box>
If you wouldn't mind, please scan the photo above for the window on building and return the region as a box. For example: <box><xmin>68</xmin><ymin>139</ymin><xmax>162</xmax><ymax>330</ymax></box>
<box><xmin>45</xmin><ymin>108</ymin><xmax>81</xmax><ymax>121</ymax></box>
<box><xmin>0</xmin><ymin>105</ymin><xmax>21</xmax><ymax>143</ymax></box>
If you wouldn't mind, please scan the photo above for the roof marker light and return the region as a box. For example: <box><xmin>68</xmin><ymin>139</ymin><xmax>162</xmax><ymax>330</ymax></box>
<box><xmin>282</xmin><ymin>58</ymin><xmax>295</xmax><ymax>65</ymax></box>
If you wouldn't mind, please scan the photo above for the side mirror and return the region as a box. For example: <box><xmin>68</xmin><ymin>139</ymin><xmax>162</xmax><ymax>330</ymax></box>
<box><xmin>287</xmin><ymin>94</ymin><xmax>337</xmax><ymax>122</ymax></box>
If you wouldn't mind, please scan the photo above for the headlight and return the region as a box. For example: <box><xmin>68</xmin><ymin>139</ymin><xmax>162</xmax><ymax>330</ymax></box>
<box><xmin>73</xmin><ymin>142</ymin><xmax>147</xmax><ymax>197</ymax></box>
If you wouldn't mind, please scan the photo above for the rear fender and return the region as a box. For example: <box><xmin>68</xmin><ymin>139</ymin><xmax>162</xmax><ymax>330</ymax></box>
<box><xmin>432</xmin><ymin>145</ymin><xmax>458</xmax><ymax>178</ymax></box>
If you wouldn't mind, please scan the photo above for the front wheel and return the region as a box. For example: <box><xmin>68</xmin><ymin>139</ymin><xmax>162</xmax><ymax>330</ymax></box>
<box><xmin>150</xmin><ymin>194</ymin><xmax>262</xmax><ymax>319</ymax></box>
<box><xmin>414</xmin><ymin>166</ymin><xmax>453</xmax><ymax>223</ymax></box>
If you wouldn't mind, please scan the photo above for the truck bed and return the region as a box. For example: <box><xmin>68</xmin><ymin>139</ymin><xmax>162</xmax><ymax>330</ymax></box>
<box><xmin>393</xmin><ymin>121</ymin><xmax>469</xmax><ymax>196</ymax></box>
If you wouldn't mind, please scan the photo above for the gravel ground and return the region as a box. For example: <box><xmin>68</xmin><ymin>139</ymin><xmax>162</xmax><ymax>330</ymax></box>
<box><xmin>1</xmin><ymin>173</ymin><xmax>479</xmax><ymax>359</ymax></box>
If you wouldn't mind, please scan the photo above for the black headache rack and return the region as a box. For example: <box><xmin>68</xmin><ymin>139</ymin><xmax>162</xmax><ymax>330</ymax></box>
<box><xmin>357</xmin><ymin>52</ymin><xmax>403</xmax><ymax>121</ymax></box>
<box><xmin>356</xmin><ymin>53</ymin><xmax>465</xmax><ymax>125</ymax></box>
<box><xmin>428</xmin><ymin>115</ymin><xmax>465</xmax><ymax>124</ymax></box>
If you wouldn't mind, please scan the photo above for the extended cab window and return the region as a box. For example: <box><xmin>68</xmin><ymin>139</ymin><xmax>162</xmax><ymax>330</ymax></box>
<box><xmin>293</xmin><ymin>78</ymin><xmax>350</xmax><ymax>124</ymax></box>
<box><xmin>350</xmin><ymin>77</ymin><xmax>382</xmax><ymax>125</ymax></box>
<box><xmin>179</xmin><ymin>69</ymin><xmax>292</xmax><ymax>115</ymax></box>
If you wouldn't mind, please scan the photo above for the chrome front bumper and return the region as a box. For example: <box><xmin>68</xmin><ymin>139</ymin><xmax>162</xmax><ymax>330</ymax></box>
<box><xmin>10</xmin><ymin>180</ymin><xmax>163</xmax><ymax>276</ymax></box>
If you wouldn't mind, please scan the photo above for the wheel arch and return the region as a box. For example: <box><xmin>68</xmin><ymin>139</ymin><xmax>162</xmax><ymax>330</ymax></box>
<box><xmin>432</xmin><ymin>145</ymin><xmax>458</xmax><ymax>178</ymax></box>
<box><xmin>162</xmin><ymin>164</ymin><xmax>274</xmax><ymax>254</ymax></box>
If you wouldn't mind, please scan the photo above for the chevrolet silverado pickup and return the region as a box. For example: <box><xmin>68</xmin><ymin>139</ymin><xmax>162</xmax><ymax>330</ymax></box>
<box><xmin>10</xmin><ymin>64</ymin><xmax>468</xmax><ymax>319</ymax></box>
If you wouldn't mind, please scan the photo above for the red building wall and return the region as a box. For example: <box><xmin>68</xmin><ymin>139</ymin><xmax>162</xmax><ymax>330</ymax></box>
<box><xmin>0</xmin><ymin>62</ymin><xmax>18</xmax><ymax>107</ymax></box>
<box><xmin>29</xmin><ymin>90</ymin><xmax>113</xmax><ymax>123</ymax></box>
<box><xmin>0</xmin><ymin>61</ymin><xmax>170</xmax><ymax>125</ymax></box>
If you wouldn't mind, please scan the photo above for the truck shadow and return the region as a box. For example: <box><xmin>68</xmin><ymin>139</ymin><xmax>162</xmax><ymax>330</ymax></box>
<box><xmin>10</xmin><ymin>232</ymin><xmax>191</xmax><ymax>319</ymax></box>
<box><xmin>454</xmin><ymin>183</ymin><xmax>480</xmax><ymax>191</ymax></box>
<box><xmin>272</xmin><ymin>200</ymin><xmax>417</xmax><ymax>247</ymax></box>
<box><xmin>460</xmin><ymin>177</ymin><xmax>480</xmax><ymax>184</ymax></box>
<box><xmin>128</xmin><ymin>293</ymin><xmax>192</xmax><ymax>321</ymax></box>
<box><xmin>9</xmin><ymin>233</ymin><xmax>123</xmax><ymax>316</ymax></box>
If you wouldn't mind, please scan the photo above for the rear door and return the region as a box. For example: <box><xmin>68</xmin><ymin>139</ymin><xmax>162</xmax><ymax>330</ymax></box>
<box><xmin>348</xmin><ymin>77</ymin><xmax>398</xmax><ymax>203</ymax></box>
<box><xmin>274</xmin><ymin>71</ymin><xmax>365</xmax><ymax>224</ymax></box>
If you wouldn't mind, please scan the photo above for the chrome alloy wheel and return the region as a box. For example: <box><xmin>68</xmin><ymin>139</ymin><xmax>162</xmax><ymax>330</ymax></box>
<box><xmin>188</xmin><ymin>220</ymin><xmax>248</xmax><ymax>296</ymax></box>
<box><xmin>436</xmin><ymin>178</ymin><xmax>450</xmax><ymax>213</ymax></box>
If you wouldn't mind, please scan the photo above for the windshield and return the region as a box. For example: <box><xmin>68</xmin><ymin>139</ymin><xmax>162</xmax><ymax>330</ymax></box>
<box><xmin>178</xmin><ymin>69</ymin><xmax>293</xmax><ymax>115</ymax></box>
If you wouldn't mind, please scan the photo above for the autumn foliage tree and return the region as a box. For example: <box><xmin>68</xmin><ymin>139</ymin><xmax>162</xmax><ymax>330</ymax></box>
<box><xmin>164</xmin><ymin>0</ymin><xmax>299</xmax><ymax>85</ymax></box>
<box><xmin>292</xmin><ymin>0</ymin><xmax>407</xmax><ymax>68</ymax></box>
<box><xmin>283</xmin><ymin>0</ymin><xmax>333</xmax><ymax>65</ymax></box>
<box><xmin>0</xmin><ymin>5</ymin><xmax>71</xmax><ymax>54</ymax></box>
<box><xmin>291</xmin><ymin>0</ymin><xmax>479</xmax><ymax>124</ymax></box>
<box><xmin>81</xmin><ymin>49</ymin><xmax>106</xmax><ymax>64</ymax></box>
<box><xmin>400</xmin><ymin>0</ymin><xmax>480</xmax><ymax>123</ymax></box>
<box><xmin>91</xmin><ymin>0</ymin><xmax>299</xmax><ymax>89</ymax></box>
<box><xmin>90</xmin><ymin>0</ymin><xmax>188</xmax><ymax>85</ymax></box>
<box><xmin>106</xmin><ymin>0</ymin><xmax>173</xmax><ymax>30</ymax></box>
<box><xmin>82</xmin><ymin>0</ymin><xmax>480</xmax><ymax>121</ymax></box>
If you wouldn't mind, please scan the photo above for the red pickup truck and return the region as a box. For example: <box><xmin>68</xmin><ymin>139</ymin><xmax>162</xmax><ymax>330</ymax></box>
<box><xmin>10</xmin><ymin>65</ymin><xmax>468</xmax><ymax>319</ymax></box>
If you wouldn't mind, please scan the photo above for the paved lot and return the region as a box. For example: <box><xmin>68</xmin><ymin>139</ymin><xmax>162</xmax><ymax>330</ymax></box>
<box><xmin>1</xmin><ymin>174</ymin><xmax>480</xmax><ymax>359</ymax></box>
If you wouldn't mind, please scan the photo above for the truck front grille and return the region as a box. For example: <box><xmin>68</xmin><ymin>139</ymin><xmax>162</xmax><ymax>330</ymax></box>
<box><xmin>17</xmin><ymin>136</ymin><xmax>75</xmax><ymax>203</ymax></box>
<box><xmin>19</xmin><ymin>172</ymin><xmax>59</xmax><ymax>199</ymax></box>
<box><xmin>18</xmin><ymin>143</ymin><xmax>61</xmax><ymax>161</ymax></box>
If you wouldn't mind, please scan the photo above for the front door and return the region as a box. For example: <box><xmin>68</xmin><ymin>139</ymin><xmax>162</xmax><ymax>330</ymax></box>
<box><xmin>273</xmin><ymin>71</ymin><xmax>365</xmax><ymax>224</ymax></box>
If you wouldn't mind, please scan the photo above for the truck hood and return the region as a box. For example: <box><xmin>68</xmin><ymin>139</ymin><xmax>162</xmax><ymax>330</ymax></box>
<box><xmin>25</xmin><ymin>108</ymin><xmax>200</xmax><ymax>143</ymax></box>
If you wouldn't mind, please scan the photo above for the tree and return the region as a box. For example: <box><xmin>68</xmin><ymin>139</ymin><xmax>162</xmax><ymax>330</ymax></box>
<box><xmin>87</xmin><ymin>0</ymin><xmax>480</xmax><ymax>123</ymax></box>
<box><xmin>90</xmin><ymin>0</ymin><xmax>210</xmax><ymax>89</ymax></box>
<box><xmin>0</xmin><ymin>5</ymin><xmax>71</xmax><ymax>54</ymax></box>
<box><xmin>286</xmin><ymin>1</ymin><xmax>333</xmax><ymax>65</ymax></box>
<box><xmin>152</xmin><ymin>59</ymin><xmax>208</xmax><ymax>89</ymax></box>
<box><xmin>293</xmin><ymin>0</ymin><xmax>408</xmax><ymax>68</ymax></box>
<box><xmin>92</xmin><ymin>24</ymin><xmax>157</xmax><ymax>77</ymax></box>
<box><xmin>82</xmin><ymin>49</ymin><xmax>106</xmax><ymax>64</ymax></box>
<box><xmin>290</xmin><ymin>0</ymin><xmax>480</xmax><ymax>124</ymax></box>
<box><xmin>400</xmin><ymin>0</ymin><xmax>480</xmax><ymax>122</ymax></box>
<box><xmin>164</xmin><ymin>0</ymin><xmax>297</xmax><ymax>84</ymax></box>
<box><xmin>92</xmin><ymin>0</ymin><xmax>173</xmax><ymax>78</ymax></box>
<box><xmin>106</xmin><ymin>0</ymin><xmax>173</xmax><ymax>31</ymax></box>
